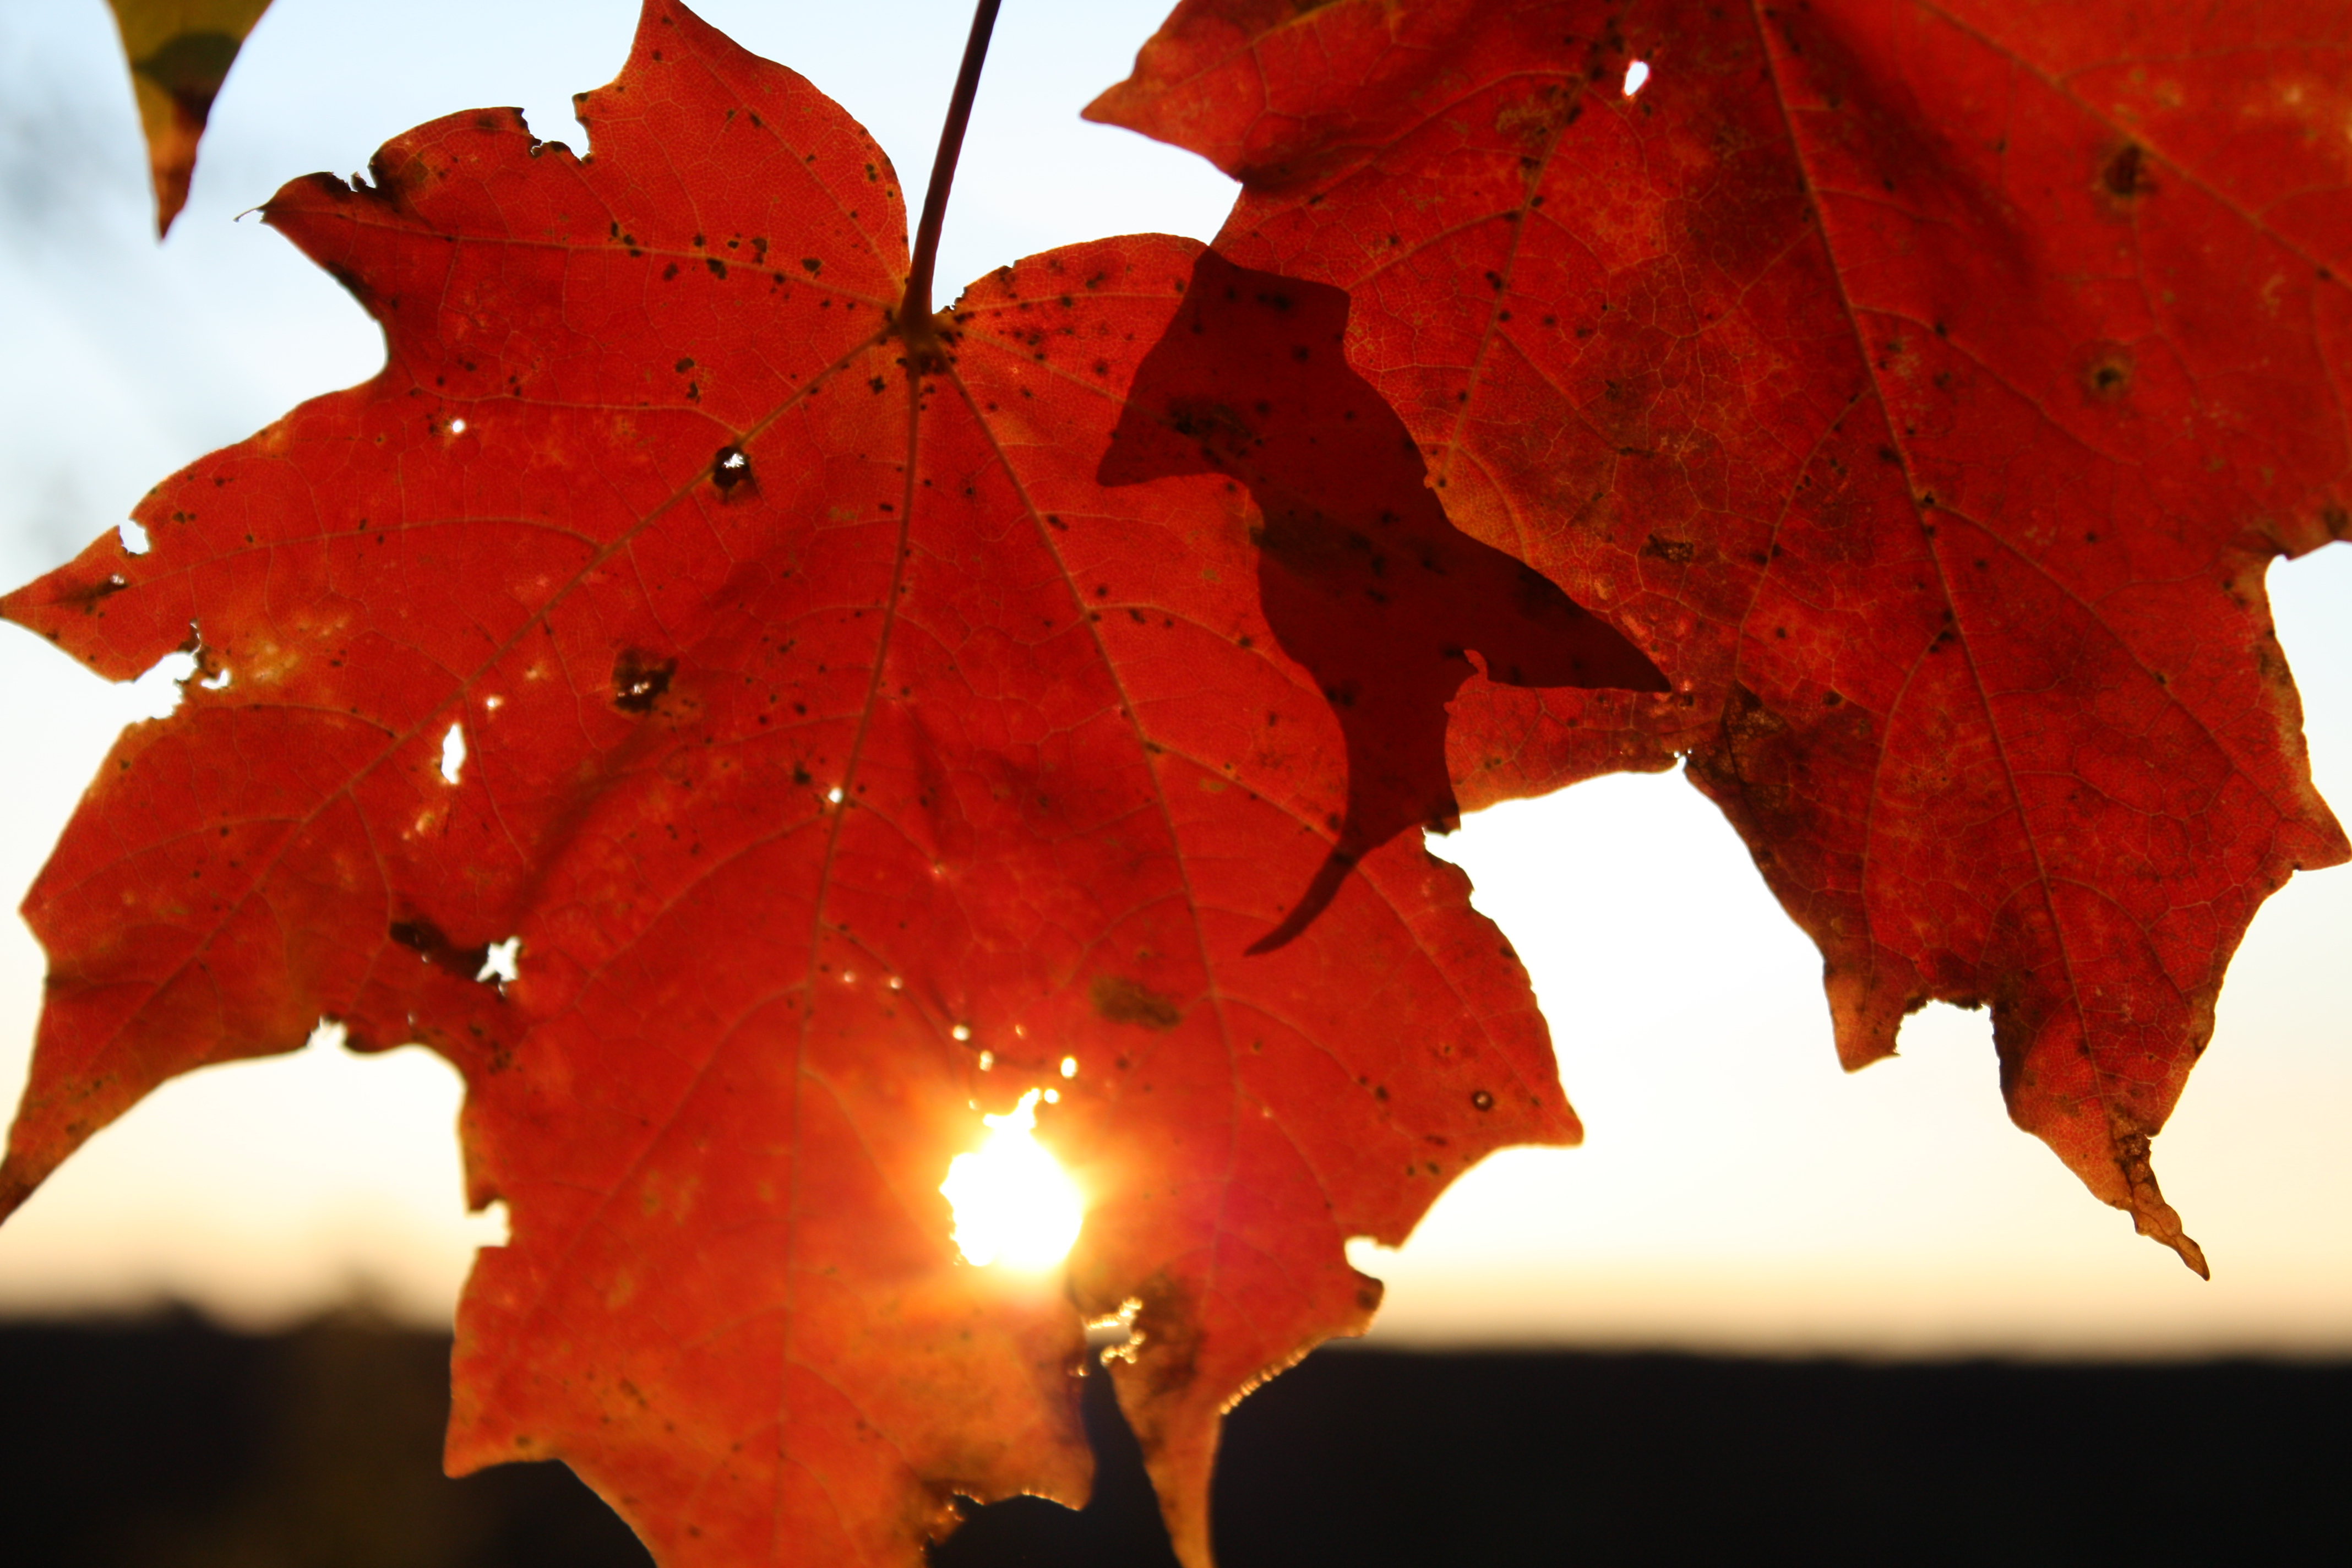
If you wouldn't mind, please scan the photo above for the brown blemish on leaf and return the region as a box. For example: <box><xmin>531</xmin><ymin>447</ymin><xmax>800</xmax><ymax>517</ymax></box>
<box><xmin>2101</xmin><ymin>142</ymin><xmax>2151</xmax><ymax>200</ymax></box>
<box><xmin>389</xmin><ymin>916</ymin><xmax>490</xmax><ymax>981</ymax></box>
<box><xmin>55</xmin><ymin>573</ymin><xmax>132</xmax><ymax>614</ymax></box>
<box><xmin>2109</xmin><ymin>1112</ymin><xmax>2208</xmax><ymax>1278</ymax></box>
<box><xmin>1125</xmin><ymin>1270</ymin><xmax>1201</xmax><ymax>1403</ymax></box>
<box><xmin>1090</xmin><ymin>974</ymin><xmax>1182</xmax><ymax>1030</ymax></box>
<box><xmin>612</xmin><ymin>650</ymin><xmax>676</xmax><ymax>714</ymax></box>
<box><xmin>2079</xmin><ymin>342</ymin><xmax>2134</xmax><ymax>401</ymax></box>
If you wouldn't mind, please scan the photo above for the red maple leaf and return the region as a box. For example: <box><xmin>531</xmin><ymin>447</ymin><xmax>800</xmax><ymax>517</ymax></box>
<box><xmin>1092</xmin><ymin>0</ymin><xmax>2352</xmax><ymax>1268</ymax></box>
<box><xmin>0</xmin><ymin>4</ymin><xmax>1667</xmax><ymax>1563</ymax></box>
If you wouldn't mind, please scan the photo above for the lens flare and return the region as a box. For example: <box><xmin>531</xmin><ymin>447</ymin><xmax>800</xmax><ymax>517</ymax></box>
<box><xmin>940</xmin><ymin>1088</ymin><xmax>1083</xmax><ymax>1269</ymax></box>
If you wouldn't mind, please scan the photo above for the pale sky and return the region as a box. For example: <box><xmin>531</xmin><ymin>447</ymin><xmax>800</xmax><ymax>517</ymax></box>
<box><xmin>1</xmin><ymin>0</ymin><xmax>2345</xmax><ymax>1354</ymax></box>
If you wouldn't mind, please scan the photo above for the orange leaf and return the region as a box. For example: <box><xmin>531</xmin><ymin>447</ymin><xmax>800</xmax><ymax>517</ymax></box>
<box><xmin>1092</xmin><ymin>0</ymin><xmax>2352</xmax><ymax>1268</ymax></box>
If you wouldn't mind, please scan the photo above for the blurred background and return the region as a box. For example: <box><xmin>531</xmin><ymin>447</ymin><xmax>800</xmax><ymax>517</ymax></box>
<box><xmin>2</xmin><ymin>1</ymin><xmax>2347</xmax><ymax>1561</ymax></box>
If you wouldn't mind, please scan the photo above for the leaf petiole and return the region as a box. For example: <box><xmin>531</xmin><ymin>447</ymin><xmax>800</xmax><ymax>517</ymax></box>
<box><xmin>900</xmin><ymin>0</ymin><xmax>1004</xmax><ymax>359</ymax></box>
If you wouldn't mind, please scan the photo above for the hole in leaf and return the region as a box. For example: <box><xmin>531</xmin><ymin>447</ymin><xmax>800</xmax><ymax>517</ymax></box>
<box><xmin>476</xmin><ymin>935</ymin><xmax>521</xmax><ymax>986</ymax></box>
<box><xmin>1085</xmin><ymin>1297</ymin><xmax>1145</xmax><ymax>1362</ymax></box>
<box><xmin>940</xmin><ymin>1089</ymin><xmax>1083</xmax><ymax>1270</ymax></box>
<box><xmin>1623</xmin><ymin>59</ymin><xmax>1651</xmax><ymax>96</ymax></box>
<box><xmin>611</xmin><ymin>650</ymin><xmax>674</xmax><ymax>713</ymax></box>
<box><xmin>118</xmin><ymin>519</ymin><xmax>151</xmax><ymax>554</ymax></box>
<box><xmin>132</xmin><ymin>649</ymin><xmax>200</xmax><ymax>720</ymax></box>
<box><xmin>438</xmin><ymin>721</ymin><xmax>467</xmax><ymax>784</ymax></box>
<box><xmin>713</xmin><ymin>444</ymin><xmax>752</xmax><ymax>491</ymax></box>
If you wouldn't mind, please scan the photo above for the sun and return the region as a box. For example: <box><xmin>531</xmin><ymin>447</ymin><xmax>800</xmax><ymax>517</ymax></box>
<box><xmin>940</xmin><ymin>1088</ymin><xmax>1084</xmax><ymax>1270</ymax></box>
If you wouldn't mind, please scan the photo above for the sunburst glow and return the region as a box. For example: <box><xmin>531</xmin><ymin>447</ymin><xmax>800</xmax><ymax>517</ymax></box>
<box><xmin>940</xmin><ymin>1089</ymin><xmax>1083</xmax><ymax>1270</ymax></box>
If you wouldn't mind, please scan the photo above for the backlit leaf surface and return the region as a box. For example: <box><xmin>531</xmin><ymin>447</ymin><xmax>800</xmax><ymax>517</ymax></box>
<box><xmin>1092</xmin><ymin>0</ymin><xmax>2352</xmax><ymax>1266</ymax></box>
<box><xmin>0</xmin><ymin>6</ymin><xmax>1641</xmax><ymax>1562</ymax></box>
<box><xmin>105</xmin><ymin>0</ymin><xmax>275</xmax><ymax>235</ymax></box>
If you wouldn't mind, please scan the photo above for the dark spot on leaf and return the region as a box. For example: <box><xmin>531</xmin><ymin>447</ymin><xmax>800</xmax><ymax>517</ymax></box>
<box><xmin>58</xmin><ymin>573</ymin><xmax>131</xmax><ymax>612</ymax></box>
<box><xmin>2103</xmin><ymin>142</ymin><xmax>2151</xmax><ymax>199</ymax></box>
<box><xmin>1090</xmin><ymin>974</ymin><xmax>1182</xmax><ymax>1031</ymax></box>
<box><xmin>612</xmin><ymin>650</ymin><xmax>676</xmax><ymax>714</ymax></box>
<box><xmin>389</xmin><ymin>916</ymin><xmax>489</xmax><ymax>981</ymax></box>
<box><xmin>2078</xmin><ymin>341</ymin><xmax>2135</xmax><ymax>402</ymax></box>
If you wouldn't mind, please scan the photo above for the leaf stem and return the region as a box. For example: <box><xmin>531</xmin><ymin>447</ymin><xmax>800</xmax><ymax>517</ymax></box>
<box><xmin>902</xmin><ymin>0</ymin><xmax>1004</xmax><ymax>341</ymax></box>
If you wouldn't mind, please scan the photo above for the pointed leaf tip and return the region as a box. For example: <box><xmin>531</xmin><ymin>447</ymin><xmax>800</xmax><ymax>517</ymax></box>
<box><xmin>104</xmin><ymin>0</ymin><xmax>275</xmax><ymax>236</ymax></box>
<box><xmin>0</xmin><ymin>1168</ymin><xmax>31</xmax><ymax>1227</ymax></box>
<box><xmin>2114</xmin><ymin>1124</ymin><xmax>2210</xmax><ymax>1279</ymax></box>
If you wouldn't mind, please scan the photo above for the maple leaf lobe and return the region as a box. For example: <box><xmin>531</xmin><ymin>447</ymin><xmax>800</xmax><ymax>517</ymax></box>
<box><xmin>611</xmin><ymin>650</ymin><xmax>678</xmax><ymax>714</ymax></box>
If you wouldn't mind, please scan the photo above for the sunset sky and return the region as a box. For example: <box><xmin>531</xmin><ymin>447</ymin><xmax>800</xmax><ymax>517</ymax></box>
<box><xmin>2</xmin><ymin>0</ymin><xmax>2345</xmax><ymax>1354</ymax></box>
